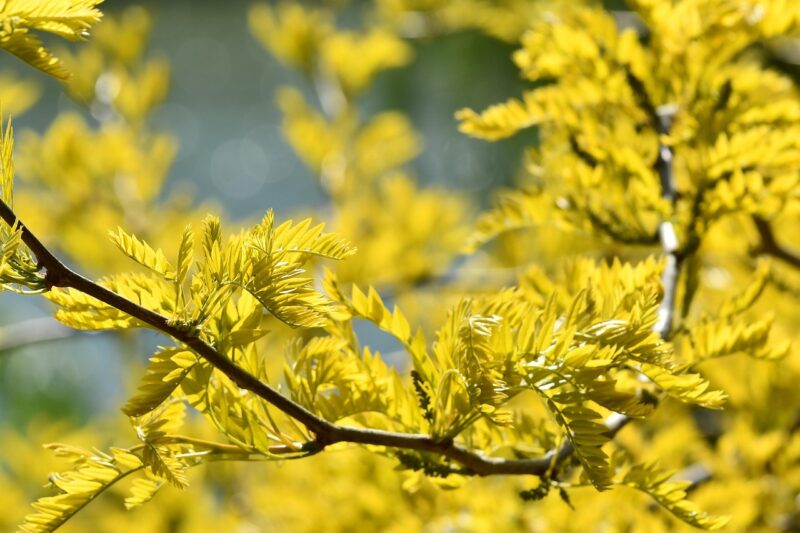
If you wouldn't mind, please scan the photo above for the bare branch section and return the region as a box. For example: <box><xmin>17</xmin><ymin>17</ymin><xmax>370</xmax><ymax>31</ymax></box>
<box><xmin>626</xmin><ymin>68</ymin><xmax>682</xmax><ymax>340</ymax></box>
<box><xmin>607</xmin><ymin>73</ymin><xmax>683</xmax><ymax>437</ymax></box>
<box><xmin>753</xmin><ymin>216</ymin><xmax>800</xmax><ymax>269</ymax></box>
<box><xmin>571</xmin><ymin>117</ymin><xmax>683</xmax><ymax>466</ymax></box>
<box><xmin>653</xmin><ymin>106</ymin><xmax>680</xmax><ymax>340</ymax></box>
<box><xmin>0</xmin><ymin>198</ymin><xmax>627</xmax><ymax>477</ymax></box>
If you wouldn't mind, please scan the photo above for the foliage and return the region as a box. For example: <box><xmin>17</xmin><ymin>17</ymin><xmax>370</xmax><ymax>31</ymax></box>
<box><xmin>13</xmin><ymin>6</ymin><xmax>206</xmax><ymax>276</ymax></box>
<box><xmin>0</xmin><ymin>0</ymin><xmax>103</xmax><ymax>79</ymax></box>
<box><xmin>0</xmin><ymin>1</ymin><xmax>798</xmax><ymax>532</ymax></box>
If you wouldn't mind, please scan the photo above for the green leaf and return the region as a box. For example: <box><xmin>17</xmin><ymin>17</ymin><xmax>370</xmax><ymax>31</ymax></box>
<box><xmin>134</xmin><ymin>403</ymin><xmax>190</xmax><ymax>488</ymax></box>
<box><xmin>18</xmin><ymin>444</ymin><xmax>144</xmax><ymax>533</ymax></box>
<box><xmin>175</xmin><ymin>225</ymin><xmax>194</xmax><ymax>288</ymax></box>
<box><xmin>250</xmin><ymin>210</ymin><xmax>356</xmax><ymax>260</ymax></box>
<box><xmin>122</xmin><ymin>347</ymin><xmax>197</xmax><ymax>417</ymax></box>
<box><xmin>546</xmin><ymin>397</ymin><xmax>612</xmax><ymax>490</ymax></box>
<box><xmin>0</xmin><ymin>0</ymin><xmax>104</xmax><ymax>79</ymax></box>
<box><xmin>124</xmin><ymin>477</ymin><xmax>164</xmax><ymax>510</ymax></box>
<box><xmin>48</xmin><ymin>273</ymin><xmax>176</xmax><ymax>330</ymax></box>
<box><xmin>640</xmin><ymin>364</ymin><xmax>727</xmax><ymax>409</ymax></box>
<box><xmin>109</xmin><ymin>226</ymin><xmax>175</xmax><ymax>279</ymax></box>
<box><xmin>622</xmin><ymin>462</ymin><xmax>730</xmax><ymax>529</ymax></box>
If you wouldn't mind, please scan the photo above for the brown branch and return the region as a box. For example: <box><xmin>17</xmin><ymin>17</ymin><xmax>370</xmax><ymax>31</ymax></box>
<box><xmin>0</xmin><ymin>197</ymin><xmax>628</xmax><ymax>477</ymax></box>
<box><xmin>753</xmin><ymin>216</ymin><xmax>800</xmax><ymax>269</ymax></box>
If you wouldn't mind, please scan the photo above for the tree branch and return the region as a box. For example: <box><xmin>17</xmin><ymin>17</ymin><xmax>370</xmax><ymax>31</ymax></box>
<box><xmin>752</xmin><ymin>216</ymin><xmax>800</xmax><ymax>269</ymax></box>
<box><xmin>653</xmin><ymin>107</ymin><xmax>681</xmax><ymax>340</ymax></box>
<box><xmin>624</xmin><ymin>68</ymin><xmax>683</xmax><ymax>338</ymax></box>
<box><xmin>0</xmin><ymin>198</ymin><xmax>627</xmax><ymax>477</ymax></box>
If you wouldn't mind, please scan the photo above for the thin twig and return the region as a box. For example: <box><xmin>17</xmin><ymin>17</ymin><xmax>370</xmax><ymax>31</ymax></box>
<box><xmin>752</xmin><ymin>216</ymin><xmax>800</xmax><ymax>269</ymax></box>
<box><xmin>625</xmin><ymin>67</ymin><xmax>683</xmax><ymax>338</ymax></box>
<box><xmin>653</xmin><ymin>106</ymin><xmax>681</xmax><ymax>340</ymax></box>
<box><xmin>570</xmin><ymin>116</ymin><xmax>684</xmax><ymax>461</ymax></box>
<box><xmin>614</xmin><ymin>73</ymin><xmax>682</xmax><ymax>435</ymax></box>
<box><xmin>312</xmin><ymin>68</ymin><xmax>347</xmax><ymax>121</ymax></box>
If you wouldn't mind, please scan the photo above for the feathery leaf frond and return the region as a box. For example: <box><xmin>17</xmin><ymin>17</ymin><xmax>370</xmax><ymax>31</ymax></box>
<box><xmin>621</xmin><ymin>462</ymin><xmax>730</xmax><ymax>530</ymax></box>
<box><xmin>0</xmin><ymin>0</ymin><xmax>104</xmax><ymax>78</ymax></box>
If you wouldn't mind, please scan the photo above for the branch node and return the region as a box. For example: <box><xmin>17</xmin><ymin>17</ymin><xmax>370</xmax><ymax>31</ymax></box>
<box><xmin>44</xmin><ymin>268</ymin><xmax>66</xmax><ymax>289</ymax></box>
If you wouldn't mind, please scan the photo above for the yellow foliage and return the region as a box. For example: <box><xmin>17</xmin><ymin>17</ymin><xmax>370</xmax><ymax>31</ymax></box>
<box><xmin>10</xmin><ymin>8</ymin><xmax>205</xmax><ymax>277</ymax></box>
<box><xmin>250</xmin><ymin>3</ymin><xmax>411</xmax><ymax>97</ymax></box>
<box><xmin>249</xmin><ymin>2</ymin><xmax>333</xmax><ymax>74</ymax></box>
<box><xmin>334</xmin><ymin>174</ymin><xmax>468</xmax><ymax>287</ymax></box>
<box><xmin>57</xmin><ymin>6</ymin><xmax>169</xmax><ymax>124</ymax></box>
<box><xmin>0</xmin><ymin>72</ymin><xmax>40</xmax><ymax>117</ymax></box>
<box><xmin>320</xmin><ymin>29</ymin><xmax>412</xmax><ymax>97</ymax></box>
<box><xmin>13</xmin><ymin>113</ymin><xmax>202</xmax><ymax>274</ymax></box>
<box><xmin>1</xmin><ymin>1</ymin><xmax>799</xmax><ymax>532</ymax></box>
<box><xmin>0</xmin><ymin>0</ymin><xmax>103</xmax><ymax>78</ymax></box>
<box><xmin>461</xmin><ymin>2</ymin><xmax>800</xmax><ymax>251</ymax></box>
<box><xmin>375</xmin><ymin>0</ymin><xmax>576</xmax><ymax>42</ymax></box>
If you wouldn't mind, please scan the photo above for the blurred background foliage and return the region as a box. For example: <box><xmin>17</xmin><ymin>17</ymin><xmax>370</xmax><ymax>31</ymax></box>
<box><xmin>1</xmin><ymin>0</ymin><xmax>800</xmax><ymax>531</ymax></box>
